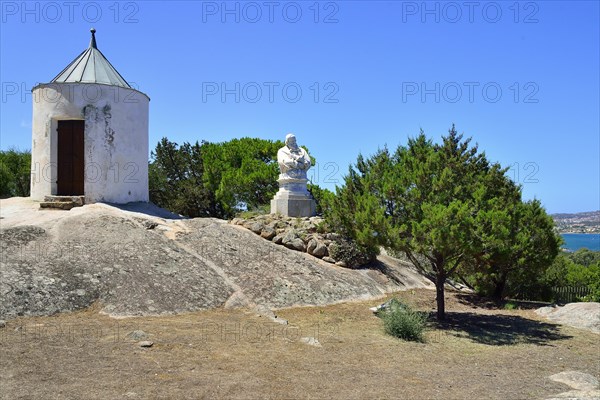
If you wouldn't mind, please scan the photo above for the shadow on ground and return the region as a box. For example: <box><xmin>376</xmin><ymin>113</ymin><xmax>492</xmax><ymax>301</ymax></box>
<box><xmin>363</xmin><ymin>258</ymin><xmax>434</xmax><ymax>289</ymax></box>
<box><xmin>454</xmin><ymin>293</ymin><xmax>553</xmax><ymax>310</ymax></box>
<box><xmin>431</xmin><ymin>312</ymin><xmax>572</xmax><ymax>346</ymax></box>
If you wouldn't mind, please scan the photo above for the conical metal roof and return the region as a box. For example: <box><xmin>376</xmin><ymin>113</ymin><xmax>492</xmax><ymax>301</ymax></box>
<box><xmin>51</xmin><ymin>28</ymin><xmax>131</xmax><ymax>89</ymax></box>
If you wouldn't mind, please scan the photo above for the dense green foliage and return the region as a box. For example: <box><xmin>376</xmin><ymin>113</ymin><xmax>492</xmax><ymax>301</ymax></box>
<box><xmin>379</xmin><ymin>298</ymin><xmax>427</xmax><ymax>342</ymax></box>
<box><xmin>543</xmin><ymin>249</ymin><xmax>600</xmax><ymax>302</ymax></box>
<box><xmin>307</xmin><ymin>183</ymin><xmax>334</xmax><ymax>215</ymax></box>
<box><xmin>149</xmin><ymin>139</ymin><xmax>219</xmax><ymax>217</ymax></box>
<box><xmin>325</xmin><ymin>126</ymin><xmax>561</xmax><ymax>320</ymax></box>
<box><xmin>464</xmin><ymin>198</ymin><xmax>561</xmax><ymax>300</ymax></box>
<box><xmin>149</xmin><ymin>137</ymin><xmax>319</xmax><ymax>219</ymax></box>
<box><xmin>0</xmin><ymin>148</ymin><xmax>31</xmax><ymax>198</ymax></box>
<box><xmin>327</xmin><ymin>238</ymin><xmax>377</xmax><ymax>268</ymax></box>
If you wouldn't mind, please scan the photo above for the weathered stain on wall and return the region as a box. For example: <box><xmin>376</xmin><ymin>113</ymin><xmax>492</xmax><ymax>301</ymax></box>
<box><xmin>83</xmin><ymin>103</ymin><xmax>117</xmax><ymax>156</ymax></box>
<box><xmin>102</xmin><ymin>104</ymin><xmax>116</xmax><ymax>151</ymax></box>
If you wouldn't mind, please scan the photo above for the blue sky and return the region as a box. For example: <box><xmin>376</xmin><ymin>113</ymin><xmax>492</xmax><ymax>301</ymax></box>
<box><xmin>1</xmin><ymin>0</ymin><xmax>598</xmax><ymax>214</ymax></box>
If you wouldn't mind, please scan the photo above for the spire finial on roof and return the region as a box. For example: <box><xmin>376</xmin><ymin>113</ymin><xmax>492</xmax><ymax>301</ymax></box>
<box><xmin>50</xmin><ymin>26</ymin><xmax>133</xmax><ymax>89</ymax></box>
<box><xmin>89</xmin><ymin>28</ymin><xmax>97</xmax><ymax>49</ymax></box>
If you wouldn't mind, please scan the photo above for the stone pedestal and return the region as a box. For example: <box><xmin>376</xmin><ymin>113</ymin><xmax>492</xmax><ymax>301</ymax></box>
<box><xmin>271</xmin><ymin>178</ymin><xmax>316</xmax><ymax>217</ymax></box>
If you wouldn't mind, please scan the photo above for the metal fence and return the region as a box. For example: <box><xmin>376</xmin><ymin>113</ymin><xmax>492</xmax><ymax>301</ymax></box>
<box><xmin>551</xmin><ymin>286</ymin><xmax>592</xmax><ymax>303</ymax></box>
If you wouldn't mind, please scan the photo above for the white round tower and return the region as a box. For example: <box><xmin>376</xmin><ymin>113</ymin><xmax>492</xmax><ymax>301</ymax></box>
<box><xmin>30</xmin><ymin>28</ymin><xmax>150</xmax><ymax>204</ymax></box>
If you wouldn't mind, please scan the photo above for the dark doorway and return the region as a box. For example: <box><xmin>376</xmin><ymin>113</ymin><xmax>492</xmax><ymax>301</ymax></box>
<box><xmin>57</xmin><ymin>120</ymin><xmax>84</xmax><ymax>195</ymax></box>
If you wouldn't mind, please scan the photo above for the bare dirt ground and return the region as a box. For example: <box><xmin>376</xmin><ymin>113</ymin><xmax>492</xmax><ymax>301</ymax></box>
<box><xmin>1</xmin><ymin>289</ymin><xmax>598</xmax><ymax>400</ymax></box>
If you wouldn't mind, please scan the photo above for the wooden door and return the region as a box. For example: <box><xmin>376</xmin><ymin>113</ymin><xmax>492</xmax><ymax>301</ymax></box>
<box><xmin>57</xmin><ymin>120</ymin><xmax>84</xmax><ymax>195</ymax></box>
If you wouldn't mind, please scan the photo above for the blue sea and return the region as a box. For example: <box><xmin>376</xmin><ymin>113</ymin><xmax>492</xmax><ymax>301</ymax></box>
<box><xmin>561</xmin><ymin>234</ymin><xmax>600</xmax><ymax>252</ymax></box>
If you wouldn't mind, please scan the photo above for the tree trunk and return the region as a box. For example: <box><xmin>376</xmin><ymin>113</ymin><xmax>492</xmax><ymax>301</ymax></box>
<box><xmin>456</xmin><ymin>273</ymin><xmax>474</xmax><ymax>290</ymax></box>
<box><xmin>491</xmin><ymin>271</ymin><xmax>508</xmax><ymax>301</ymax></box>
<box><xmin>436</xmin><ymin>272</ymin><xmax>446</xmax><ymax>321</ymax></box>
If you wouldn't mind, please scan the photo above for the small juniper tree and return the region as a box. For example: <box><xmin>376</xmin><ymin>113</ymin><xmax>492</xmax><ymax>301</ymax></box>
<box><xmin>327</xmin><ymin>125</ymin><xmax>538</xmax><ymax>320</ymax></box>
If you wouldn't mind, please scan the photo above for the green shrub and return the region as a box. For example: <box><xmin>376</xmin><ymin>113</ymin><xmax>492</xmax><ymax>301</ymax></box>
<box><xmin>328</xmin><ymin>238</ymin><xmax>376</xmax><ymax>268</ymax></box>
<box><xmin>315</xmin><ymin>220</ymin><xmax>330</xmax><ymax>234</ymax></box>
<box><xmin>379</xmin><ymin>298</ymin><xmax>427</xmax><ymax>342</ymax></box>
<box><xmin>0</xmin><ymin>148</ymin><xmax>31</xmax><ymax>198</ymax></box>
<box><xmin>580</xmin><ymin>293</ymin><xmax>600</xmax><ymax>302</ymax></box>
<box><xmin>566</xmin><ymin>258</ymin><xmax>600</xmax><ymax>302</ymax></box>
<box><xmin>307</xmin><ymin>183</ymin><xmax>334</xmax><ymax>215</ymax></box>
<box><xmin>503</xmin><ymin>301</ymin><xmax>517</xmax><ymax>310</ymax></box>
<box><xmin>149</xmin><ymin>137</ymin><xmax>288</xmax><ymax>219</ymax></box>
<box><xmin>544</xmin><ymin>252</ymin><xmax>600</xmax><ymax>302</ymax></box>
<box><xmin>237</xmin><ymin>204</ymin><xmax>270</xmax><ymax>219</ymax></box>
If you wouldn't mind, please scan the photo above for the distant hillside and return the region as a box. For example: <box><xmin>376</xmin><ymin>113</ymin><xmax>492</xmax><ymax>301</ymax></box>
<box><xmin>552</xmin><ymin>211</ymin><xmax>600</xmax><ymax>234</ymax></box>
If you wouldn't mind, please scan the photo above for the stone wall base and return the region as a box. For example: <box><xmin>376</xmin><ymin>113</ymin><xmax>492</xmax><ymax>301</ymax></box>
<box><xmin>271</xmin><ymin>196</ymin><xmax>316</xmax><ymax>217</ymax></box>
<box><xmin>270</xmin><ymin>177</ymin><xmax>316</xmax><ymax>218</ymax></box>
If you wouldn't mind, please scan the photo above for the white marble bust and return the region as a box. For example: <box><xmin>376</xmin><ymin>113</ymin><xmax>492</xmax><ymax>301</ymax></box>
<box><xmin>277</xmin><ymin>134</ymin><xmax>311</xmax><ymax>180</ymax></box>
<box><xmin>271</xmin><ymin>133</ymin><xmax>316</xmax><ymax>217</ymax></box>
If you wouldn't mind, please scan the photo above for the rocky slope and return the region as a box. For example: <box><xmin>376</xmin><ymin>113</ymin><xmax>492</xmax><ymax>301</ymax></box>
<box><xmin>0</xmin><ymin>198</ymin><xmax>434</xmax><ymax>319</ymax></box>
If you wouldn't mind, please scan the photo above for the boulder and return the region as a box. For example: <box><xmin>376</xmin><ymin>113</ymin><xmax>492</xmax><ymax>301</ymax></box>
<box><xmin>325</xmin><ymin>233</ymin><xmax>340</xmax><ymax>241</ymax></box>
<box><xmin>306</xmin><ymin>238</ymin><xmax>318</xmax><ymax>254</ymax></box>
<box><xmin>300</xmin><ymin>336</ymin><xmax>322</xmax><ymax>347</ymax></box>
<box><xmin>275</xmin><ymin>221</ymin><xmax>288</xmax><ymax>229</ymax></box>
<box><xmin>285</xmin><ymin>238</ymin><xmax>306</xmax><ymax>252</ymax></box>
<box><xmin>226</xmin><ymin>215</ymin><xmax>372</xmax><ymax>265</ymax></box>
<box><xmin>301</xmin><ymin>221</ymin><xmax>317</xmax><ymax>232</ymax></box>
<box><xmin>249</xmin><ymin>222</ymin><xmax>264</xmax><ymax>234</ymax></box>
<box><xmin>535</xmin><ymin>302</ymin><xmax>600</xmax><ymax>334</ymax></box>
<box><xmin>307</xmin><ymin>238</ymin><xmax>327</xmax><ymax>258</ymax></box>
<box><xmin>127</xmin><ymin>330</ymin><xmax>148</xmax><ymax>341</ymax></box>
<box><xmin>545</xmin><ymin>389</ymin><xmax>600</xmax><ymax>400</ymax></box>
<box><xmin>546</xmin><ymin>371</ymin><xmax>600</xmax><ymax>400</ymax></box>
<box><xmin>282</xmin><ymin>230</ymin><xmax>299</xmax><ymax>245</ymax></box>
<box><xmin>272</xmin><ymin>234</ymin><xmax>283</xmax><ymax>245</ymax></box>
<box><xmin>312</xmin><ymin>242</ymin><xmax>328</xmax><ymax>258</ymax></box>
<box><xmin>260</xmin><ymin>227</ymin><xmax>276</xmax><ymax>240</ymax></box>
<box><xmin>548</xmin><ymin>371</ymin><xmax>599</xmax><ymax>391</ymax></box>
<box><xmin>0</xmin><ymin>198</ymin><xmax>436</xmax><ymax>319</ymax></box>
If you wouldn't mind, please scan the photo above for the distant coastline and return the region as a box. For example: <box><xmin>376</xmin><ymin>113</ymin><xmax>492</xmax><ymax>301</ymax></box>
<box><xmin>559</xmin><ymin>230</ymin><xmax>600</xmax><ymax>234</ymax></box>
<box><xmin>552</xmin><ymin>210</ymin><xmax>600</xmax><ymax>235</ymax></box>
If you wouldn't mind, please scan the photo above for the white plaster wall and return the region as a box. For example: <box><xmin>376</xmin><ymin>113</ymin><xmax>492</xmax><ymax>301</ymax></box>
<box><xmin>31</xmin><ymin>83</ymin><xmax>150</xmax><ymax>203</ymax></box>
